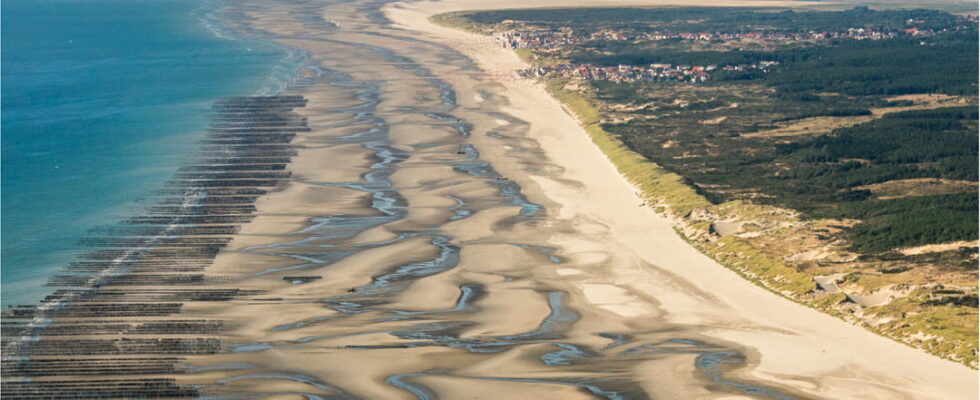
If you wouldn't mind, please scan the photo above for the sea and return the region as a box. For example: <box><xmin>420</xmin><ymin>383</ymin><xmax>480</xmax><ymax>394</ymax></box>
<box><xmin>1</xmin><ymin>0</ymin><xmax>300</xmax><ymax>305</ymax></box>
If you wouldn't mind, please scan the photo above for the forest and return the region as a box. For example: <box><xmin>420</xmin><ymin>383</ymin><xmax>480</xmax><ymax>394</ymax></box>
<box><xmin>462</xmin><ymin>7</ymin><xmax>961</xmax><ymax>33</ymax></box>
<box><xmin>768</xmin><ymin>35</ymin><xmax>978</xmax><ymax>96</ymax></box>
<box><xmin>781</xmin><ymin>108</ymin><xmax>979</xmax><ymax>251</ymax></box>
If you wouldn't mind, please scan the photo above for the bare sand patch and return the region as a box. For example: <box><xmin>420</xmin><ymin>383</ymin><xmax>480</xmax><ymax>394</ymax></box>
<box><xmin>899</xmin><ymin>240</ymin><xmax>978</xmax><ymax>256</ymax></box>
<box><xmin>855</xmin><ymin>178</ymin><xmax>977</xmax><ymax>200</ymax></box>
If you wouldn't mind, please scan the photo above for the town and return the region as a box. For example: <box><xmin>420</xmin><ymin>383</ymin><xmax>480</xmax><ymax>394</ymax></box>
<box><xmin>517</xmin><ymin>61</ymin><xmax>779</xmax><ymax>83</ymax></box>
<box><xmin>496</xmin><ymin>25</ymin><xmax>943</xmax><ymax>49</ymax></box>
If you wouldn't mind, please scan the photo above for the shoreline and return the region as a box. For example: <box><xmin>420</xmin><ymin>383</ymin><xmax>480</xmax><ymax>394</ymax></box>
<box><xmin>384</xmin><ymin>0</ymin><xmax>978</xmax><ymax>398</ymax></box>
<box><xmin>0</xmin><ymin>0</ymin><xmax>302</xmax><ymax>307</ymax></box>
<box><xmin>9</xmin><ymin>0</ymin><xmax>973</xmax><ymax>397</ymax></box>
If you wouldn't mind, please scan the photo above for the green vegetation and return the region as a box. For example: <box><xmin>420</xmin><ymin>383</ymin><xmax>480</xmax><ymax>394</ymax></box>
<box><xmin>818</xmin><ymin>192</ymin><xmax>978</xmax><ymax>252</ymax></box>
<box><xmin>769</xmin><ymin>37</ymin><xmax>978</xmax><ymax>96</ymax></box>
<box><xmin>712</xmin><ymin>234</ymin><xmax>816</xmax><ymax>296</ymax></box>
<box><xmin>593</xmin><ymin>61</ymin><xmax>978</xmax><ymax>253</ymax></box>
<box><xmin>780</xmin><ymin>107</ymin><xmax>979</xmax><ymax>181</ymax></box>
<box><xmin>604</xmin><ymin>99</ymin><xmax>978</xmax><ymax>252</ymax></box>
<box><xmin>460</xmin><ymin>7</ymin><xmax>959</xmax><ymax>33</ymax></box>
<box><xmin>779</xmin><ymin>108</ymin><xmax>978</xmax><ymax>250</ymax></box>
<box><xmin>429</xmin><ymin>12</ymin><xmax>489</xmax><ymax>33</ymax></box>
<box><xmin>570</xmin><ymin>38</ymin><xmax>978</xmax><ymax>96</ymax></box>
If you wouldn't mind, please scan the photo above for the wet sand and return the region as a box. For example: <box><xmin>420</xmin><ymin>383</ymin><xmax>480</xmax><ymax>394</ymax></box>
<box><xmin>3</xmin><ymin>0</ymin><xmax>975</xmax><ymax>399</ymax></box>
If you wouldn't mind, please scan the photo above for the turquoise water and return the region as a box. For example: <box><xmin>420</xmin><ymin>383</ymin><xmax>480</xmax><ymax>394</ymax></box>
<box><xmin>1</xmin><ymin>0</ymin><xmax>297</xmax><ymax>305</ymax></box>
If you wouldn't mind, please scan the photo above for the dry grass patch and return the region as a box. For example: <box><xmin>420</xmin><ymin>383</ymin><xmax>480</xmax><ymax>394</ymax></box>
<box><xmin>854</xmin><ymin>178</ymin><xmax>977</xmax><ymax>200</ymax></box>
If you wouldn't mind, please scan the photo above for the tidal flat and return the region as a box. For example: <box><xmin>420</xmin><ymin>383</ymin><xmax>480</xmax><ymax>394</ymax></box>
<box><xmin>2</xmin><ymin>0</ymin><xmax>976</xmax><ymax>399</ymax></box>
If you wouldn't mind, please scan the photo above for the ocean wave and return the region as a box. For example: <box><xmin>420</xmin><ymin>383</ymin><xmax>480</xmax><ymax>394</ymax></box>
<box><xmin>195</xmin><ymin>0</ymin><xmax>316</xmax><ymax>96</ymax></box>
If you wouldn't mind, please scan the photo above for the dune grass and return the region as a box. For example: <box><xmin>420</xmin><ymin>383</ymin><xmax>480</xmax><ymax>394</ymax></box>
<box><xmin>429</xmin><ymin>12</ymin><xmax>492</xmax><ymax>34</ymax></box>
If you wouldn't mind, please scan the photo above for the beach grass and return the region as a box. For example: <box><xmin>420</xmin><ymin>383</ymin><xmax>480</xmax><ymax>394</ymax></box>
<box><xmin>429</xmin><ymin>12</ymin><xmax>492</xmax><ymax>33</ymax></box>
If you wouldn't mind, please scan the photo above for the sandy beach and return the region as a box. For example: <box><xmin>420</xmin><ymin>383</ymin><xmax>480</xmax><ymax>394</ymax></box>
<box><xmin>7</xmin><ymin>0</ymin><xmax>974</xmax><ymax>398</ymax></box>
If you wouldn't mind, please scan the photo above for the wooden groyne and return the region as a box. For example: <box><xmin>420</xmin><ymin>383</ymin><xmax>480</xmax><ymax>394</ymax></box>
<box><xmin>1</xmin><ymin>95</ymin><xmax>308</xmax><ymax>399</ymax></box>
